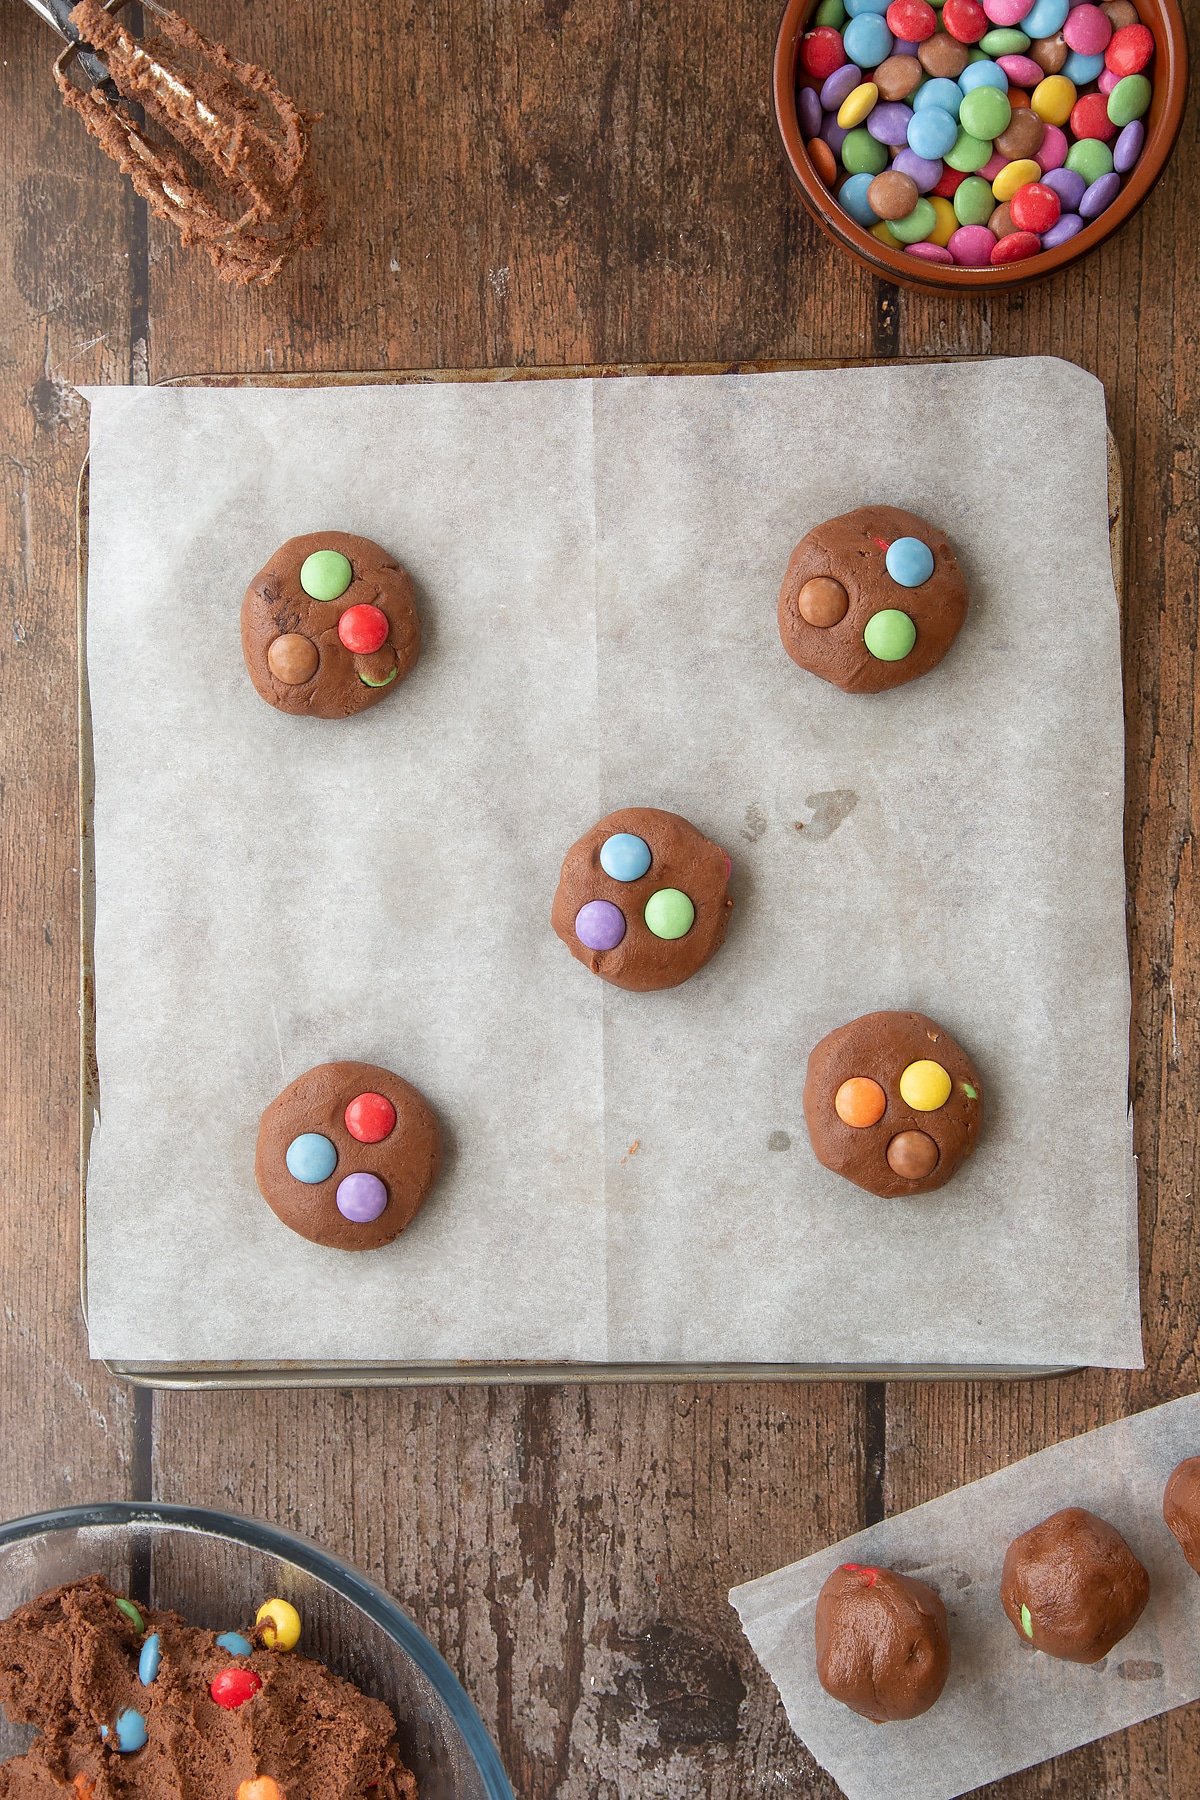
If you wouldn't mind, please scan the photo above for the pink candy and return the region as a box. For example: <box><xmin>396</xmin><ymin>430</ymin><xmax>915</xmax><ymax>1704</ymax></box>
<box><xmin>906</xmin><ymin>241</ymin><xmax>955</xmax><ymax>262</ymax></box>
<box><xmin>948</xmin><ymin>223</ymin><xmax>997</xmax><ymax>265</ymax></box>
<box><xmin>997</xmin><ymin>53</ymin><xmax>1044</xmax><ymax>86</ymax></box>
<box><xmin>981</xmin><ymin>0</ymin><xmax>1033</xmax><ymax>23</ymax></box>
<box><xmin>1062</xmin><ymin>2</ymin><xmax>1112</xmax><ymax>55</ymax></box>
<box><xmin>1035</xmin><ymin>123</ymin><xmax>1069</xmax><ymax>170</ymax></box>
<box><xmin>1098</xmin><ymin>67</ymin><xmax>1121</xmax><ymax>93</ymax></box>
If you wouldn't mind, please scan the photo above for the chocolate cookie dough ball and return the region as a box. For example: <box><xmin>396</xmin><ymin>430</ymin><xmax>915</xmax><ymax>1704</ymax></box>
<box><xmin>803</xmin><ymin>1011</ymin><xmax>982</xmax><ymax>1197</ymax></box>
<box><xmin>1001</xmin><ymin>1508</ymin><xmax>1150</xmax><ymax>1663</ymax></box>
<box><xmin>256</xmin><ymin>1060</ymin><xmax>441</xmax><ymax>1250</ymax></box>
<box><xmin>242</xmin><ymin>531</ymin><xmax>421</xmax><ymax>718</ymax></box>
<box><xmin>815</xmin><ymin>1563</ymin><xmax>951</xmax><ymax>1722</ymax></box>
<box><xmin>1163</xmin><ymin>1458</ymin><xmax>1200</xmax><ymax>1572</ymax></box>
<box><xmin>778</xmin><ymin>506</ymin><xmax>968</xmax><ymax>694</ymax></box>
<box><xmin>551</xmin><ymin>806</ymin><xmax>733</xmax><ymax>992</ymax></box>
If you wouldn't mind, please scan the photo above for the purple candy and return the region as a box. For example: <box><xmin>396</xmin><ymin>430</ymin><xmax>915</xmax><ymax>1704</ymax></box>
<box><xmin>1040</xmin><ymin>211</ymin><xmax>1084</xmax><ymax>247</ymax></box>
<box><xmin>1113</xmin><ymin>119</ymin><xmax>1144</xmax><ymax>173</ymax></box>
<box><xmin>1079</xmin><ymin>171</ymin><xmax>1121</xmax><ymax>218</ymax></box>
<box><xmin>799</xmin><ymin>85</ymin><xmax>823</xmax><ymax>137</ymax></box>
<box><xmin>336</xmin><ymin>1172</ymin><xmax>388</xmax><ymax>1224</ymax></box>
<box><xmin>822</xmin><ymin>116</ymin><xmax>850</xmax><ymax>154</ymax></box>
<box><xmin>893</xmin><ymin>148</ymin><xmax>943</xmax><ymax>191</ymax></box>
<box><xmin>575</xmin><ymin>899</ymin><xmax>626</xmax><ymax>952</ymax></box>
<box><xmin>1042</xmin><ymin>165</ymin><xmax>1086</xmax><ymax>210</ymax></box>
<box><xmin>867</xmin><ymin>101</ymin><xmax>913</xmax><ymax>145</ymax></box>
<box><xmin>906</xmin><ymin>241</ymin><xmax>954</xmax><ymax>262</ymax></box>
<box><xmin>820</xmin><ymin>62</ymin><xmax>862</xmax><ymax>110</ymax></box>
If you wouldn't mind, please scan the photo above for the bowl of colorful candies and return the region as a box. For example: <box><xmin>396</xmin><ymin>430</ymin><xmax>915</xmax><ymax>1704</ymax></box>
<box><xmin>0</xmin><ymin>1502</ymin><xmax>512</xmax><ymax>1799</ymax></box>
<box><xmin>773</xmin><ymin>0</ymin><xmax>1187</xmax><ymax>288</ymax></box>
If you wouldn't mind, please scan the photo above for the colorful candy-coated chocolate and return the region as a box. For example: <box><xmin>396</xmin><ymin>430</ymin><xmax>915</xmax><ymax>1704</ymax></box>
<box><xmin>892</xmin><ymin>147</ymin><xmax>943</xmax><ymax>189</ymax></box>
<box><xmin>210</xmin><ymin>1667</ymin><xmax>263</xmax><ymax>1709</ymax></box>
<box><xmin>1034</xmin><ymin>121</ymin><xmax>1069</xmax><ymax>167</ymax></box>
<box><xmin>913</xmin><ymin>75</ymin><xmax>964</xmax><ymax>113</ymax></box>
<box><xmin>1112</xmin><ymin>118</ymin><xmax>1144</xmax><ymax>172</ymax></box>
<box><xmin>927</xmin><ymin>194</ymin><xmax>959</xmax><ymax>241</ymax></box>
<box><xmin>920</xmin><ymin>31</ymin><xmax>971</xmax><ymax>76</ymax></box>
<box><xmin>989</xmin><ymin>199</ymin><xmax>1017</xmax><ymax>235</ymax></box>
<box><xmin>1105</xmin><ymin>21</ymin><xmax>1153</xmax><ymax>75</ymax></box>
<box><xmin>981</xmin><ymin>0</ymin><xmax>1032</xmax><ymax>25</ymax></box>
<box><xmin>948</xmin><ymin>221</ymin><xmax>997</xmax><ymax>261</ymax></box>
<box><xmin>1065</xmin><ymin>135</ymin><xmax>1113</xmax><ymax>177</ymax></box>
<box><xmin>841</xmin><ymin>170</ymin><xmax>882</xmax><ymax>222</ymax></box>
<box><xmin>284</xmin><ymin>1132</ymin><xmax>337</xmax><ymax>1184</ymax></box>
<box><xmin>979</xmin><ymin>149</ymin><xmax>1008</xmax><ymax>179</ymax></box>
<box><xmin>887</xmin><ymin>0</ymin><xmax>938</xmax><ymax>40</ymax></box>
<box><xmin>298</xmin><ymin>549</ymin><xmax>352</xmax><ymax>602</ymax></box>
<box><xmin>358</xmin><ymin>661</ymin><xmax>398</xmax><ymax>688</ymax></box>
<box><xmin>798</xmin><ymin>84</ymin><xmax>824</xmax><ymax>137</ymax></box>
<box><xmin>981</xmin><ymin>26</ymin><xmax>1031</xmax><ymax>53</ymax></box>
<box><xmin>1062</xmin><ymin>2</ymin><xmax>1111</xmax><ymax>55</ymax></box>
<box><xmin>1098</xmin><ymin>66</ymin><xmax>1121</xmax><ymax>93</ymax></box>
<box><xmin>800</xmin><ymin>26</ymin><xmax>847</xmax><ymax>76</ymax></box>
<box><xmin>238</xmin><ymin>1783</ymin><xmax>285</xmax><ymax>1800</ymax></box>
<box><xmin>1078</xmin><ymin>170</ymin><xmax>1122</xmax><ymax>216</ymax></box>
<box><xmin>875</xmin><ymin>51</ymin><xmax>924</xmax><ymax>97</ymax></box>
<box><xmin>835</xmin><ymin>1077</ymin><xmax>888</xmax><ymax>1127</ymax></box>
<box><xmin>266</xmin><ymin>633</ymin><xmax>319</xmax><ymax>685</ymax></box>
<box><xmin>959</xmin><ymin>57</ymin><xmax>1008</xmax><ymax>92</ymax></box>
<box><xmin>1063</xmin><ymin>48</ymin><xmax>1106</xmax><ymax>85</ymax></box>
<box><xmin>898</xmin><ymin>1059</ymin><xmax>953</xmax><ymax>1110</ymax></box>
<box><xmin>1106</xmin><ymin>71</ymin><xmax>1150</xmax><ymax>125</ymax></box>
<box><xmin>863</xmin><ymin>607</ymin><xmax>917</xmax><ymax>659</ymax></box>
<box><xmin>644</xmin><ymin>888</ymin><xmax>695</xmax><ymax>941</ymax></box>
<box><xmin>992</xmin><ymin>154</ymin><xmax>1041</xmax><ymax>197</ymax></box>
<box><xmin>575</xmin><ymin>899</ymin><xmax>626</xmax><ymax>952</ymax></box>
<box><xmin>798</xmin><ymin>575</ymin><xmax>852</xmax><ymax>623</ymax></box>
<box><xmin>822</xmin><ymin>62</ymin><xmax>865</xmax><ymax>108</ymax></box>
<box><xmin>1031</xmin><ymin>72</ymin><xmax>1076</xmax><ymax>122</ymax></box>
<box><xmin>115</xmin><ymin>1597</ymin><xmax>144</xmax><ymax>1633</ymax></box>
<box><xmin>868</xmin><ymin>100</ymin><xmax>915</xmax><ymax>143</ymax></box>
<box><xmin>933</xmin><ymin>163</ymin><xmax>967</xmax><ymax>194</ymax></box>
<box><xmin>1042</xmin><ymin>163</ymin><xmax>1087</xmax><ymax>207</ymax></box>
<box><xmin>599</xmin><ymin>832</ymin><xmax>654</xmax><ymax>882</ymax></box>
<box><xmin>137</xmin><ymin>1633</ymin><xmax>161</xmax><ymax>1686</ymax></box>
<box><xmin>216</xmin><ymin>1631</ymin><xmax>255</xmax><ymax>1657</ymax></box>
<box><xmin>1009</xmin><ymin>177</ymin><xmax>1060</xmax><ymax>229</ymax></box>
<box><xmin>1071</xmin><ymin>89</ymin><xmax>1116</xmax><ymax>139</ymax></box>
<box><xmin>886</xmin><ymin>1129</ymin><xmax>940</xmax><ymax>1177</ymax></box>
<box><xmin>954</xmin><ymin>172</ymin><xmax>996</xmax><ymax>220</ymax></box>
<box><xmin>843</xmin><ymin>124</ymin><xmax>890</xmax><ymax>172</ymax></box>
<box><xmin>885</xmin><ymin>535</ymin><xmax>935</xmax><ymax>586</ymax></box>
<box><xmin>1031</xmin><ymin>31</ymin><xmax>1069</xmax><ymax>74</ymax></box>
<box><xmin>1020</xmin><ymin>0</ymin><xmax>1067</xmax><ymax>35</ymax></box>
<box><xmin>1020</xmin><ymin>1602</ymin><xmax>1034</xmax><ymax>1637</ymax></box>
<box><xmin>906</xmin><ymin>238</ymin><xmax>956</xmax><ymax>260</ymax></box>
<box><xmin>943</xmin><ymin>0</ymin><xmax>988</xmax><ymax>42</ymax></box>
<box><xmin>997</xmin><ymin>51</ymin><xmax>1043</xmax><ymax>84</ymax></box>
<box><xmin>344</xmin><ymin>1090</ymin><xmax>397</xmax><ymax>1143</ymax></box>
<box><xmin>995</xmin><ymin>105</ymin><xmax>1045</xmax><ymax>158</ymax></box>
<box><xmin>336</xmin><ymin>602</ymin><xmax>389</xmax><ymax>655</ymax></box>
<box><xmin>871</xmin><ymin>219</ymin><xmax>901</xmax><ymax>243</ymax></box>
<box><xmin>336</xmin><ymin>1171</ymin><xmax>389</xmax><ymax>1223</ymax></box>
<box><xmin>816</xmin><ymin>0</ymin><xmax>849</xmax><ymax>21</ymax></box>
<box><xmin>945</xmin><ymin>126</ymin><xmax>992</xmax><ymax>169</ymax></box>
<box><xmin>844</xmin><ymin>11</ymin><xmax>894</xmax><ymax>62</ymax></box>
<box><xmin>908</xmin><ymin>104</ymin><xmax>960</xmax><ymax>158</ymax></box>
<box><xmin>990</xmin><ymin>226</ymin><xmax>1041</xmax><ymax>259</ymax></box>
<box><xmin>848</xmin><ymin>0</ymin><xmax>891</xmax><ymax>15</ymax></box>
<box><xmin>889</xmin><ymin>196</ymin><xmax>939</xmax><ymax>240</ymax></box>
<box><xmin>1040</xmin><ymin>210</ymin><xmax>1083</xmax><ymax>244</ymax></box>
<box><xmin>256</xmin><ymin>1597</ymin><xmax>302</xmax><ymax>1651</ymax></box>
<box><xmin>106</xmin><ymin>1708</ymin><xmax>148</xmax><ymax>1753</ymax></box>
<box><xmin>809</xmin><ymin>136</ymin><xmax>839</xmax><ymax>184</ymax></box>
<box><xmin>838</xmin><ymin>80</ymin><xmax>881</xmax><ymax>127</ymax></box>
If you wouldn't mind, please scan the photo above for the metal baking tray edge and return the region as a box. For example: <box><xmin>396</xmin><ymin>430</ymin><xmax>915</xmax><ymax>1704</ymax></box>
<box><xmin>77</xmin><ymin>359</ymin><xmax>1125</xmax><ymax>1389</ymax></box>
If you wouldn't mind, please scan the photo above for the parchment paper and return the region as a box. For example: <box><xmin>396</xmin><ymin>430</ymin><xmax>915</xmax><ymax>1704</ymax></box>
<box><xmin>731</xmin><ymin>1392</ymin><xmax>1200</xmax><ymax>1800</ymax></box>
<box><xmin>81</xmin><ymin>360</ymin><xmax>1142</xmax><ymax>1368</ymax></box>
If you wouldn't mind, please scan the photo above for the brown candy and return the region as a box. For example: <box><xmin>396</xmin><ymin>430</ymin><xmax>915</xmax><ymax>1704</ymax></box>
<box><xmin>1102</xmin><ymin>0</ymin><xmax>1139</xmax><ymax>24</ymax></box>
<box><xmin>1031</xmin><ymin>32</ymin><xmax>1069</xmax><ymax>72</ymax></box>
<box><xmin>868</xmin><ymin>170</ymin><xmax>920</xmax><ymax>221</ymax></box>
<box><xmin>815</xmin><ymin>1565</ymin><xmax>951</xmax><ymax>1723</ymax></box>
<box><xmin>797</xmin><ymin>576</ymin><xmax>850</xmax><ymax>628</ymax></box>
<box><xmin>1000</xmin><ymin>1508</ymin><xmax>1150</xmax><ymax>1664</ymax></box>
<box><xmin>886</xmin><ymin>1130</ymin><xmax>939</xmax><ymax>1179</ymax></box>
<box><xmin>266</xmin><ymin>632</ymin><xmax>319</xmax><ymax>685</ymax></box>
<box><xmin>1163</xmin><ymin>1457</ymin><xmax>1200</xmax><ymax>1573</ymax></box>
<box><xmin>994</xmin><ymin>107</ymin><xmax>1045</xmax><ymax>160</ymax></box>
<box><xmin>874</xmin><ymin>53</ymin><xmax>922</xmax><ymax>101</ymax></box>
<box><xmin>990</xmin><ymin>202</ymin><xmax>1017</xmax><ymax>238</ymax></box>
<box><xmin>918</xmin><ymin>31</ymin><xmax>970</xmax><ymax>78</ymax></box>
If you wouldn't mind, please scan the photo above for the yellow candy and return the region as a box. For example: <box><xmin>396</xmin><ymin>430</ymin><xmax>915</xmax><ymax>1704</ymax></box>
<box><xmin>837</xmin><ymin>81</ymin><xmax>880</xmax><ymax>129</ymax></box>
<box><xmin>927</xmin><ymin>196</ymin><xmax>957</xmax><ymax>248</ymax></box>
<box><xmin>255</xmin><ymin>1597</ymin><xmax>301</xmax><ymax>1652</ymax></box>
<box><xmin>1031</xmin><ymin>74</ymin><xmax>1076</xmax><ymax>127</ymax></box>
<box><xmin>871</xmin><ymin>220</ymin><xmax>899</xmax><ymax>245</ymax></box>
<box><xmin>899</xmin><ymin>1059</ymin><xmax>952</xmax><ymax>1112</ymax></box>
<box><xmin>992</xmin><ymin>158</ymin><xmax>1042</xmax><ymax>202</ymax></box>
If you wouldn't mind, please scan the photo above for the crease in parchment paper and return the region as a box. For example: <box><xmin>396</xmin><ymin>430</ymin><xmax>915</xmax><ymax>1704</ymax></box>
<box><xmin>79</xmin><ymin>361</ymin><xmax>1142</xmax><ymax>1369</ymax></box>
<box><xmin>731</xmin><ymin>1392</ymin><xmax>1200</xmax><ymax>1800</ymax></box>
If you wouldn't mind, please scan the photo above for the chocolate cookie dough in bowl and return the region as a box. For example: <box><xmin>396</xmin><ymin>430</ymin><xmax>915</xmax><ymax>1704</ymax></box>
<box><xmin>241</xmin><ymin>531</ymin><xmax>422</xmax><ymax>718</ymax></box>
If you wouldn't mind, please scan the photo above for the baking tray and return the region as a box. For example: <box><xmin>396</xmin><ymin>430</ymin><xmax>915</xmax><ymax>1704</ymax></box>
<box><xmin>78</xmin><ymin>360</ymin><xmax>1125</xmax><ymax>1389</ymax></box>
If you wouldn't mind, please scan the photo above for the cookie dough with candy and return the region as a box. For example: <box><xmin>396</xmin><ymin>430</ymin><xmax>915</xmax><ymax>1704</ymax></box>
<box><xmin>803</xmin><ymin>1010</ymin><xmax>982</xmax><ymax>1196</ymax></box>
<box><xmin>241</xmin><ymin>530</ymin><xmax>421</xmax><ymax>718</ymax></box>
<box><xmin>551</xmin><ymin>806</ymin><xmax>733</xmax><ymax>992</ymax></box>
<box><xmin>1000</xmin><ymin>1507</ymin><xmax>1150</xmax><ymax>1662</ymax></box>
<box><xmin>778</xmin><ymin>505</ymin><xmax>968</xmax><ymax>693</ymax></box>
<box><xmin>1163</xmin><ymin>1457</ymin><xmax>1200</xmax><ymax>1574</ymax></box>
<box><xmin>815</xmin><ymin>1562</ymin><xmax>951</xmax><ymax>1722</ymax></box>
<box><xmin>256</xmin><ymin>1060</ymin><xmax>441</xmax><ymax>1251</ymax></box>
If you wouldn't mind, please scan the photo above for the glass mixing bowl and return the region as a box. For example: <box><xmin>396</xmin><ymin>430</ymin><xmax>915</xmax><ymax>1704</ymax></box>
<box><xmin>0</xmin><ymin>1502</ymin><xmax>512</xmax><ymax>1799</ymax></box>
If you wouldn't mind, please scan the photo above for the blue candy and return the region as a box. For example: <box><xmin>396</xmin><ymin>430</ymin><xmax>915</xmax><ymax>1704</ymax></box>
<box><xmin>885</xmin><ymin>537</ymin><xmax>935</xmax><ymax>588</ymax></box>
<box><xmin>913</xmin><ymin>78</ymin><xmax>963</xmax><ymax>117</ymax></box>
<box><xmin>1063</xmin><ymin>49</ymin><xmax>1105</xmax><ymax>83</ymax></box>
<box><xmin>958</xmin><ymin>58</ymin><xmax>1008</xmax><ymax>92</ymax></box>
<box><xmin>103</xmin><ymin>1709</ymin><xmax>148</xmax><ymax>1754</ymax></box>
<box><xmin>285</xmin><ymin>1132</ymin><xmax>337</xmax><ymax>1184</ymax></box>
<box><xmin>843</xmin><ymin>12</ymin><xmax>892</xmax><ymax>64</ymax></box>
<box><xmin>1020</xmin><ymin>0</ymin><xmax>1068</xmax><ymax>35</ymax></box>
<box><xmin>599</xmin><ymin>833</ymin><xmax>652</xmax><ymax>883</ymax></box>
<box><xmin>846</xmin><ymin>0</ymin><xmax>890</xmax><ymax>13</ymax></box>
<box><xmin>216</xmin><ymin>1630</ymin><xmax>255</xmax><ymax>1657</ymax></box>
<box><xmin>907</xmin><ymin>105</ymin><xmax>958</xmax><ymax>160</ymax></box>
<box><xmin>840</xmin><ymin>171</ymin><xmax>879</xmax><ymax>225</ymax></box>
<box><xmin>137</xmin><ymin>1633</ymin><xmax>161</xmax><ymax>1686</ymax></box>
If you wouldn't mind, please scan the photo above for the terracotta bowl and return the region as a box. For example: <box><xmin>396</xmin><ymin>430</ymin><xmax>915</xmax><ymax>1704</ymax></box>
<box><xmin>773</xmin><ymin>0</ymin><xmax>1189</xmax><ymax>293</ymax></box>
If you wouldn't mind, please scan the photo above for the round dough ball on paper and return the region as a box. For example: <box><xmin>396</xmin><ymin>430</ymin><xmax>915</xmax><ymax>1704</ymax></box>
<box><xmin>1000</xmin><ymin>1507</ymin><xmax>1150</xmax><ymax>1663</ymax></box>
<box><xmin>815</xmin><ymin>1562</ymin><xmax>951</xmax><ymax>1722</ymax></box>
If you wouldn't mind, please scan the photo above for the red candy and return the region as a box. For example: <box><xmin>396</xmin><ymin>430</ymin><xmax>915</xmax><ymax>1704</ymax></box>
<box><xmin>1009</xmin><ymin>181</ymin><xmax>1061</xmax><ymax>232</ymax></box>
<box><xmin>210</xmin><ymin>1667</ymin><xmax>262</xmax><ymax>1710</ymax></box>
<box><xmin>1105</xmin><ymin>21</ymin><xmax>1154</xmax><ymax>74</ymax></box>
<box><xmin>800</xmin><ymin>26</ymin><xmax>846</xmax><ymax>78</ymax></box>
<box><xmin>886</xmin><ymin>0</ymin><xmax>937</xmax><ymax>41</ymax></box>
<box><xmin>842</xmin><ymin>1562</ymin><xmax>880</xmax><ymax>1586</ymax></box>
<box><xmin>1070</xmin><ymin>91</ymin><xmax>1118</xmax><ymax>141</ymax></box>
<box><xmin>345</xmin><ymin>1091</ymin><xmax>397</xmax><ymax>1144</ymax></box>
<box><xmin>932</xmin><ymin>166</ymin><xmax>966</xmax><ymax>197</ymax></box>
<box><xmin>337</xmin><ymin>603</ymin><xmax>389</xmax><ymax>654</ymax></box>
<box><xmin>942</xmin><ymin>0</ymin><xmax>988</xmax><ymax>44</ymax></box>
<box><xmin>990</xmin><ymin>229</ymin><xmax>1041</xmax><ymax>264</ymax></box>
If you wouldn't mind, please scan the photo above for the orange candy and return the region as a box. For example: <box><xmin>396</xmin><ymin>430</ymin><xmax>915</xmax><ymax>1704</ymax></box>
<box><xmin>73</xmin><ymin>1779</ymin><xmax>96</xmax><ymax>1800</ymax></box>
<box><xmin>834</xmin><ymin>1077</ymin><xmax>887</xmax><ymax>1128</ymax></box>
<box><xmin>807</xmin><ymin>137</ymin><xmax>838</xmax><ymax>186</ymax></box>
<box><xmin>238</xmin><ymin>1781</ymin><xmax>285</xmax><ymax>1800</ymax></box>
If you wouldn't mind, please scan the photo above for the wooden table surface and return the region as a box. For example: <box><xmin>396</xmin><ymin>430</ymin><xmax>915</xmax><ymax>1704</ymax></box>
<box><xmin>2</xmin><ymin>2</ymin><xmax>1197</xmax><ymax>1794</ymax></box>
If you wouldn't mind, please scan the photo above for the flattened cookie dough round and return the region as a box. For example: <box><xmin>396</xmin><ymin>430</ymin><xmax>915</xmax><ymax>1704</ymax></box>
<box><xmin>255</xmin><ymin>1059</ymin><xmax>441</xmax><ymax>1250</ymax></box>
<box><xmin>778</xmin><ymin>505</ymin><xmax>968</xmax><ymax>694</ymax></box>
<box><xmin>1000</xmin><ymin>1507</ymin><xmax>1150</xmax><ymax>1664</ymax></box>
<box><xmin>242</xmin><ymin>531</ymin><xmax>421</xmax><ymax>719</ymax></box>
<box><xmin>815</xmin><ymin>1562</ymin><xmax>951</xmax><ymax>1722</ymax></box>
<box><xmin>551</xmin><ymin>807</ymin><xmax>733</xmax><ymax>992</ymax></box>
<box><xmin>1163</xmin><ymin>1458</ymin><xmax>1200</xmax><ymax>1574</ymax></box>
<box><xmin>803</xmin><ymin>1010</ymin><xmax>982</xmax><ymax>1197</ymax></box>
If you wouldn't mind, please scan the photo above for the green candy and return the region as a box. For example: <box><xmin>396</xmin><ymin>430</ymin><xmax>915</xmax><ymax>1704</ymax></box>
<box><xmin>889</xmin><ymin>198</ymin><xmax>937</xmax><ymax>244</ymax></box>
<box><xmin>963</xmin><ymin>1082</ymin><xmax>978</xmax><ymax>1099</ymax></box>
<box><xmin>863</xmin><ymin>608</ymin><xmax>916</xmax><ymax>662</ymax></box>
<box><xmin>1020</xmin><ymin>1603</ymin><xmax>1034</xmax><ymax>1639</ymax></box>
<box><xmin>958</xmin><ymin>86</ymin><xmax>1011</xmax><ymax>141</ymax></box>
<box><xmin>299</xmin><ymin>548</ymin><xmax>353</xmax><ymax>601</ymax></box>
<box><xmin>945</xmin><ymin>129</ymin><xmax>992</xmax><ymax>173</ymax></box>
<box><xmin>814</xmin><ymin>0</ymin><xmax>847</xmax><ymax>25</ymax></box>
<box><xmin>966</xmin><ymin>43</ymin><xmax>987</xmax><ymax>58</ymax></box>
<box><xmin>644</xmin><ymin>888</ymin><xmax>695</xmax><ymax>941</ymax></box>
<box><xmin>979</xmin><ymin>27</ymin><xmax>1029</xmax><ymax>53</ymax></box>
<box><xmin>1107</xmin><ymin>73</ymin><xmax>1151</xmax><ymax>127</ymax></box>
<box><xmin>841</xmin><ymin>127</ymin><xmax>888</xmax><ymax>176</ymax></box>
<box><xmin>1066</xmin><ymin>137</ymin><xmax>1114</xmax><ymax>182</ymax></box>
<box><xmin>358</xmin><ymin>665</ymin><xmax>398</xmax><ymax>688</ymax></box>
<box><xmin>115</xmin><ymin>1597</ymin><xmax>145</xmax><ymax>1634</ymax></box>
<box><xmin>953</xmin><ymin>175</ymin><xmax>996</xmax><ymax>225</ymax></box>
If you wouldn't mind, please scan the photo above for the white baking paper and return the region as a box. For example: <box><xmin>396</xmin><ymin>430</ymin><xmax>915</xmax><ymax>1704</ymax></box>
<box><xmin>731</xmin><ymin>1392</ymin><xmax>1200</xmax><ymax>1800</ymax></box>
<box><xmin>81</xmin><ymin>360</ymin><xmax>1142</xmax><ymax>1368</ymax></box>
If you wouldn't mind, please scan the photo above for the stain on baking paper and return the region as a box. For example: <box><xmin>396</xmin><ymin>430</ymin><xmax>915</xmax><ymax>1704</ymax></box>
<box><xmin>768</xmin><ymin>1131</ymin><xmax>791</xmax><ymax>1151</ymax></box>
<box><xmin>622</xmin><ymin>1139</ymin><xmax>640</xmax><ymax>1162</ymax></box>
<box><xmin>1116</xmin><ymin>1659</ymin><xmax>1163</xmax><ymax>1682</ymax></box>
<box><xmin>793</xmin><ymin>790</ymin><xmax>858</xmax><ymax>841</ymax></box>
<box><xmin>741</xmin><ymin>802</ymin><xmax>768</xmax><ymax>843</ymax></box>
